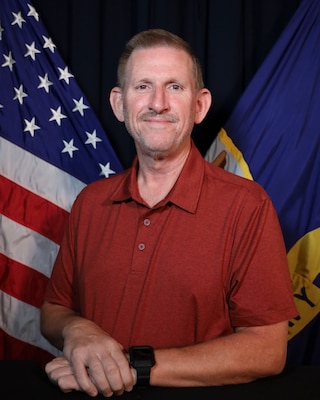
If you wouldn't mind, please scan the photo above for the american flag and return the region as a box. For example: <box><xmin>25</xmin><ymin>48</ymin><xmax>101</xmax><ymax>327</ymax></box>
<box><xmin>0</xmin><ymin>0</ymin><xmax>123</xmax><ymax>365</ymax></box>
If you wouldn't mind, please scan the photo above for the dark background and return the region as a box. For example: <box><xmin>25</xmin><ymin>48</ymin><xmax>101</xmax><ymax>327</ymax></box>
<box><xmin>32</xmin><ymin>0</ymin><xmax>301</xmax><ymax>169</ymax></box>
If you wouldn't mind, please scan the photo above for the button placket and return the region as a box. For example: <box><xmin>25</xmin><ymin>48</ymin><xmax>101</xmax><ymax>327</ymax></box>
<box><xmin>132</xmin><ymin>213</ymin><xmax>152</xmax><ymax>269</ymax></box>
<box><xmin>137</xmin><ymin>216</ymin><xmax>152</xmax><ymax>251</ymax></box>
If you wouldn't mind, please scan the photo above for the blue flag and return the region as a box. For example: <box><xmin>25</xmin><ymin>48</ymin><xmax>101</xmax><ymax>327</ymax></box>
<box><xmin>0</xmin><ymin>0</ymin><xmax>122</xmax><ymax>364</ymax></box>
<box><xmin>205</xmin><ymin>0</ymin><xmax>320</xmax><ymax>365</ymax></box>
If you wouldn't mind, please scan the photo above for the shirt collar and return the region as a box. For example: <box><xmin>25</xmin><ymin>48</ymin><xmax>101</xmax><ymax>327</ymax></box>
<box><xmin>110</xmin><ymin>140</ymin><xmax>205</xmax><ymax>213</ymax></box>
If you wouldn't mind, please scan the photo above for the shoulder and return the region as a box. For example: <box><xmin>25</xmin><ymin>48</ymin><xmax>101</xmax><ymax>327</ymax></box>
<box><xmin>74</xmin><ymin>168</ymin><xmax>130</xmax><ymax>206</ymax></box>
<box><xmin>204</xmin><ymin>160</ymin><xmax>270</xmax><ymax>204</ymax></box>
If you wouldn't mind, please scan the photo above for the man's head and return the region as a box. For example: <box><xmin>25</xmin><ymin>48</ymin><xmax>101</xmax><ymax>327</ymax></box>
<box><xmin>117</xmin><ymin>29</ymin><xmax>204</xmax><ymax>91</ymax></box>
<box><xmin>110</xmin><ymin>29</ymin><xmax>211</xmax><ymax>160</ymax></box>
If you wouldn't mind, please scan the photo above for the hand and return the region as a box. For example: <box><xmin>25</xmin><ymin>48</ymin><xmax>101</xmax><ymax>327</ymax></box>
<box><xmin>45</xmin><ymin>357</ymin><xmax>81</xmax><ymax>393</ymax></box>
<box><xmin>60</xmin><ymin>318</ymin><xmax>136</xmax><ymax>397</ymax></box>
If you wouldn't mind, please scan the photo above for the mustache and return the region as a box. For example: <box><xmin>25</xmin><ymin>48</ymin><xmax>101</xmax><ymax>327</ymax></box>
<box><xmin>139</xmin><ymin>111</ymin><xmax>179</xmax><ymax>123</ymax></box>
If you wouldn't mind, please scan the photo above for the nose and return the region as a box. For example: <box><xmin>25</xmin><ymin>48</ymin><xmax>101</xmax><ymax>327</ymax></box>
<box><xmin>148</xmin><ymin>86</ymin><xmax>169</xmax><ymax>114</ymax></box>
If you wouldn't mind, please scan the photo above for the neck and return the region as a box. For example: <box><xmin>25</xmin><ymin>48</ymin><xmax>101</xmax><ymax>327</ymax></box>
<box><xmin>137</xmin><ymin>145</ymin><xmax>191</xmax><ymax>207</ymax></box>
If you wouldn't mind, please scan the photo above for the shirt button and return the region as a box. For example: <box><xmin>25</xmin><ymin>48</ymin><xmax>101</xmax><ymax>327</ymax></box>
<box><xmin>138</xmin><ymin>243</ymin><xmax>145</xmax><ymax>251</ymax></box>
<box><xmin>144</xmin><ymin>218</ymin><xmax>151</xmax><ymax>226</ymax></box>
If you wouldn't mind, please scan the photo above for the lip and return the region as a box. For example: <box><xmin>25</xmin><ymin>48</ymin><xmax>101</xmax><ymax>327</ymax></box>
<box><xmin>144</xmin><ymin>118</ymin><xmax>173</xmax><ymax>123</ymax></box>
<box><xmin>142</xmin><ymin>119</ymin><xmax>174</xmax><ymax>130</ymax></box>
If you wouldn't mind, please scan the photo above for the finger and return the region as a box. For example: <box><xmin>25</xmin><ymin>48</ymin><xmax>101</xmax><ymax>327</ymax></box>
<box><xmin>45</xmin><ymin>357</ymin><xmax>73</xmax><ymax>384</ymax></box>
<box><xmin>101</xmin><ymin>352</ymin><xmax>134</xmax><ymax>395</ymax></box>
<box><xmin>56</xmin><ymin>373</ymin><xmax>82</xmax><ymax>393</ymax></box>
<box><xmin>45</xmin><ymin>361</ymin><xmax>82</xmax><ymax>393</ymax></box>
<box><xmin>45</xmin><ymin>357</ymin><xmax>70</xmax><ymax>374</ymax></box>
<box><xmin>72</xmin><ymin>362</ymin><xmax>99</xmax><ymax>397</ymax></box>
<box><xmin>47</xmin><ymin>364</ymin><xmax>74</xmax><ymax>383</ymax></box>
<box><xmin>87</xmin><ymin>360</ymin><xmax>115</xmax><ymax>397</ymax></box>
<box><xmin>115</xmin><ymin>353</ymin><xmax>135</xmax><ymax>392</ymax></box>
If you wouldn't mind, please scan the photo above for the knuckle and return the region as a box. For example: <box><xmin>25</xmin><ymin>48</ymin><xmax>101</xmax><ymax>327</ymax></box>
<box><xmin>105</xmin><ymin>362</ymin><xmax>119</xmax><ymax>377</ymax></box>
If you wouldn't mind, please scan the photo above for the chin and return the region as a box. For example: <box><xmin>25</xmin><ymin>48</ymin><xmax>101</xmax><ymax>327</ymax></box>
<box><xmin>143</xmin><ymin>147</ymin><xmax>168</xmax><ymax>160</ymax></box>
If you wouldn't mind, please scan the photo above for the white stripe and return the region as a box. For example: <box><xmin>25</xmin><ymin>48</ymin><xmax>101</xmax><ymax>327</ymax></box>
<box><xmin>0</xmin><ymin>290</ymin><xmax>62</xmax><ymax>357</ymax></box>
<box><xmin>205</xmin><ymin>135</ymin><xmax>245</xmax><ymax>177</ymax></box>
<box><xmin>0</xmin><ymin>214</ymin><xmax>58</xmax><ymax>277</ymax></box>
<box><xmin>0</xmin><ymin>136</ymin><xmax>86</xmax><ymax>212</ymax></box>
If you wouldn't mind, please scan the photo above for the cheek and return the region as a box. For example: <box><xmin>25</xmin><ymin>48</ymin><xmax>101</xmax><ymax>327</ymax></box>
<box><xmin>123</xmin><ymin>97</ymin><xmax>144</xmax><ymax>119</ymax></box>
<box><xmin>122</xmin><ymin>106</ymin><xmax>141</xmax><ymax>136</ymax></box>
<box><xmin>180</xmin><ymin>104</ymin><xmax>197</xmax><ymax>126</ymax></box>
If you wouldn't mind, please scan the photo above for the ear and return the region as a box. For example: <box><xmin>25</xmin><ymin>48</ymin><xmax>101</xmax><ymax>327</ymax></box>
<box><xmin>194</xmin><ymin>88</ymin><xmax>212</xmax><ymax>125</ymax></box>
<box><xmin>109</xmin><ymin>87</ymin><xmax>125</xmax><ymax>122</ymax></box>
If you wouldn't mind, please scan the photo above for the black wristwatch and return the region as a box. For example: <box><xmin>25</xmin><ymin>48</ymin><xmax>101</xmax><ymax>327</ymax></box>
<box><xmin>128</xmin><ymin>346</ymin><xmax>156</xmax><ymax>386</ymax></box>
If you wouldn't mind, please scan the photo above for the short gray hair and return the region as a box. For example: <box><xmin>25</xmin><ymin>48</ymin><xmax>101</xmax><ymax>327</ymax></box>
<box><xmin>117</xmin><ymin>29</ymin><xmax>204</xmax><ymax>90</ymax></box>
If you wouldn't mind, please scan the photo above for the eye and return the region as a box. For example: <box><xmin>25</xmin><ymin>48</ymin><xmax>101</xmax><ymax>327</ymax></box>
<box><xmin>135</xmin><ymin>83</ymin><xmax>150</xmax><ymax>91</ymax></box>
<box><xmin>168</xmin><ymin>83</ymin><xmax>183</xmax><ymax>91</ymax></box>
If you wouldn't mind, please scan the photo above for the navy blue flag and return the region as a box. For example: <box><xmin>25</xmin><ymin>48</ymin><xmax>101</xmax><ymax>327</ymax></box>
<box><xmin>0</xmin><ymin>0</ymin><xmax>123</xmax><ymax>364</ymax></box>
<box><xmin>206</xmin><ymin>0</ymin><xmax>320</xmax><ymax>365</ymax></box>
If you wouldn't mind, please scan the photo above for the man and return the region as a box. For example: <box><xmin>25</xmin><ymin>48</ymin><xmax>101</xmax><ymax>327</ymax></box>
<box><xmin>41</xmin><ymin>29</ymin><xmax>297</xmax><ymax>397</ymax></box>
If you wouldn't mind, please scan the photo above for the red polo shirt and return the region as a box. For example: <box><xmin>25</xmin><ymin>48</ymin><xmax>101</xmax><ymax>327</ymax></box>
<box><xmin>45</xmin><ymin>141</ymin><xmax>297</xmax><ymax>349</ymax></box>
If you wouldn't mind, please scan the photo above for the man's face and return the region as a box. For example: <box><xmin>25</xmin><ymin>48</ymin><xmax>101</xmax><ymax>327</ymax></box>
<box><xmin>120</xmin><ymin>46</ymin><xmax>201</xmax><ymax>159</ymax></box>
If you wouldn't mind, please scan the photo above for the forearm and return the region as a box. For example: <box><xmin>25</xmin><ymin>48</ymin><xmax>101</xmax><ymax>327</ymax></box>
<box><xmin>40</xmin><ymin>301</ymin><xmax>83</xmax><ymax>350</ymax></box>
<box><xmin>151</xmin><ymin>322</ymin><xmax>288</xmax><ymax>387</ymax></box>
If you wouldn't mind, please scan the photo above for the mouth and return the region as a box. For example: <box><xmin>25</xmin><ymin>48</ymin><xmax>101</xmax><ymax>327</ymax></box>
<box><xmin>142</xmin><ymin>119</ymin><xmax>176</xmax><ymax>132</ymax></box>
<box><xmin>144</xmin><ymin>119</ymin><xmax>173</xmax><ymax>125</ymax></box>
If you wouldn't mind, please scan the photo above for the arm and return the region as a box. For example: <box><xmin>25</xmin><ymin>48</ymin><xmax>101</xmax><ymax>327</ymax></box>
<box><xmin>40</xmin><ymin>301</ymin><xmax>135</xmax><ymax>397</ymax></box>
<box><xmin>42</xmin><ymin>299</ymin><xmax>288</xmax><ymax>393</ymax></box>
<box><xmin>151</xmin><ymin>321</ymin><xmax>288</xmax><ymax>387</ymax></box>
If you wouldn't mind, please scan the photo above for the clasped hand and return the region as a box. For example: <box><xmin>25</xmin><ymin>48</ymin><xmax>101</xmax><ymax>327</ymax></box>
<box><xmin>45</xmin><ymin>320</ymin><xmax>136</xmax><ymax>397</ymax></box>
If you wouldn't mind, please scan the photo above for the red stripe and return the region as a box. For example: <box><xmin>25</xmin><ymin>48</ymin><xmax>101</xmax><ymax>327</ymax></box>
<box><xmin>0</xmin><ymin>174</ymin><xmax>69</xmax><ymax>244</ymax></box>
<box><xmin>0</xmin><ymin>254</ymin><xmax>48</xmax><ymax>308</ymax></box>
<box><xmin>0</xmin><ymin>329</ymin><xmax>54</xmax><ymax>367</ymax></box>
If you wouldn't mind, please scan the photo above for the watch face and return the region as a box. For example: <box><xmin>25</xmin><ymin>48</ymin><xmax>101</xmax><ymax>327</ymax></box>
<box><xmin>129</xmin><ymin>346</ymin><xmax>155</xmax><ymax>367</ymax></box>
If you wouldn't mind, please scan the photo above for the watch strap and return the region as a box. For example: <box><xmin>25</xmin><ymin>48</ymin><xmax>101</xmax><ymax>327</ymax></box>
<box><xmin>129</xmin><ymin>346</ymin><xmax>155</xmax><ymax>386</ymax></box>
<box><xmin>136</xmin><ymin>366</ymin><xmax>152</xmax><ymax>386</ymax></box>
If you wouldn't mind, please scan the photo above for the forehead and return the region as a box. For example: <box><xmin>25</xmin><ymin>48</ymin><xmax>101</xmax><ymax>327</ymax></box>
<box><xmin>126</xmin><ymin>46</ymin><xmax>193</xmax><ymax>80</ymax></box>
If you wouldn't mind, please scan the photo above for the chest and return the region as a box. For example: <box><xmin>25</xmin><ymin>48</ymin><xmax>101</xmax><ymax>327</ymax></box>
<box><xmin>76</xmin><ymin>200</ymin><xmax>235</xmax><ymax>298</ymax></box>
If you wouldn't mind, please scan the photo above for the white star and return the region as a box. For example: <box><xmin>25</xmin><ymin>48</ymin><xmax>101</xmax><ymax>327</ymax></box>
<box><xmin>0</xmin><ymin>23</ymin><xmax>4</xmax><ymax>40</ymax></box>
<box><xmin>58</xmin><ymin>66</ymin><xmax>74</xmax><ymax>84</ymax></box>
<box><xmin>11</xmin><ymin>12</ymin><xmax>26</xmax><ymax>29</ymax></box>
<box><xmin>49</xmin><ymin>106</ymin><xmax>67</xmax><ymax>126</ymax></box>
<box><xmin>13</xmin><ymin>84</ymin><xmax>28</xmax><ymax>104</ymax></box>
<box><xmin>24</xmin><ymin>117</ymin><xmax>40</xmax><ymax>137</ymax></box>
<box><xmin>72</xmin><ymin>97</ymin><xmax>89</xmax><ymax>116</ymax></box>
<box><xmin>99</xmin><ymin>162</ymin><xmax>116</xmax><ymax>178</ymax></box>
<box><xmin>2</xmin><ymin>51</ymin><xmax>16</xmax><ymax>71</ymax></box>
<box><xmin>42</xmin><ymin>35</ymin><xmax>56</xmax><ymax>53</ymax></box>
<box><xmin>85</xmin><ymin>130</ymin><xmax>102</xmax><ymax>149</ymax></box>
<box><xmin>38</xmin><ymin>73</ymin><xmax>53</xmax><ymax>93</ymax></box>
<box><xmin>24</xmin><ymin>42</ymin><xmax>41</xmax><ymax>61</ymax></box>
<box><xmin>0</xmin><ymin>103</ymin><xmax>3</xmax><ymax>109</ymax></box>
<box><xmin>27</xmin><ymin>4</ymin><xmax>39</xmax><ymax>21</ymax></box>
<box><xmin>62</xmin><ymin>139</ymin><xmax>78</xmax><ymax>158</ymax></box>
